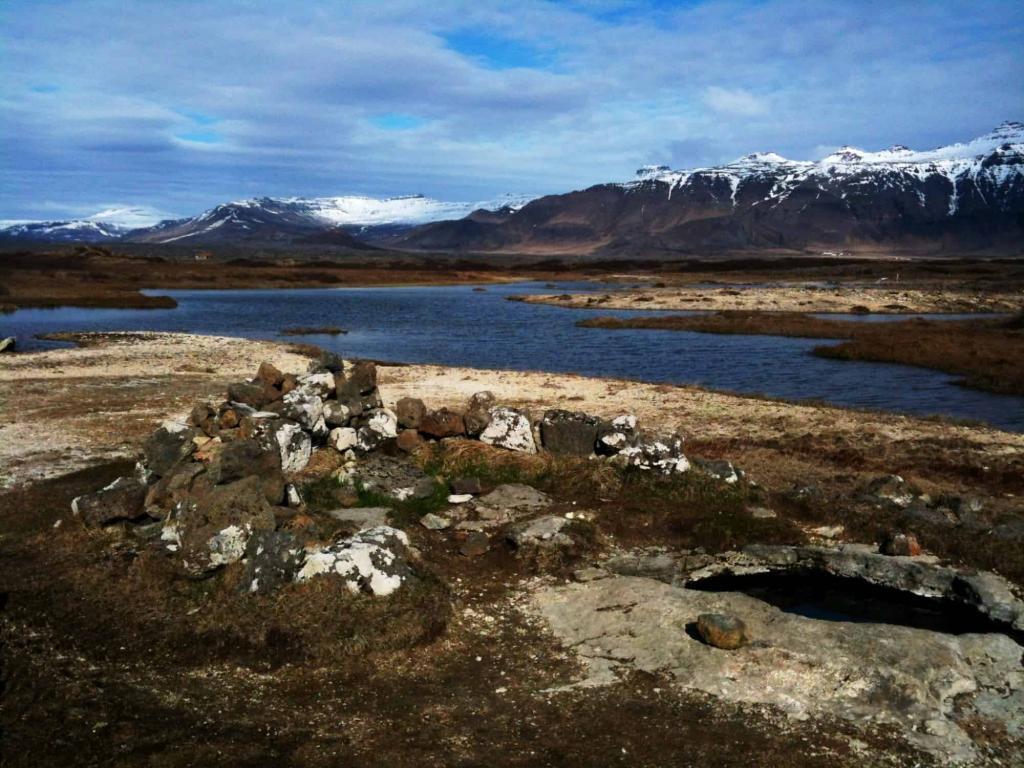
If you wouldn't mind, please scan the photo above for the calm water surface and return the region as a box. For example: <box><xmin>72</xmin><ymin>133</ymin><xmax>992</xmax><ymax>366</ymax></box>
<box><xmin>3</xmin><ymin>281</ymin><xmax>1022</xmax><ymax>432</ymax></box>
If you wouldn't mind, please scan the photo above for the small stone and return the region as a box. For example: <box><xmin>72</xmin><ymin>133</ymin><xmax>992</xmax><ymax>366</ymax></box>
<box><xmin>695</xmin><ymin>613</ymin><xmax>748</xmax><ymax>650</ymax></box>
<box><xmin>420</xmin><ymin>513</ymin><xmax>451</xmax><ymax>530</ymax></box>
<box><xmin>748</xmin><ymin>507</ymin><xmax>777</xmax><ymax>519</ymax></box>
<box><xmin>880</xmin><ymin>532</ymin><xmax>923</xmax><ymax>557</ymax></box>
<box><xmin>0</xmin><ymin>337</ymin><xmax>15</xmax><ymax>353</ymax></box>
<box><xmin>811</xmin><ymin>525</ymin><xmax>844</xmax><ymax>539</ymax></box>
<box><xmin>448</xmin><ymin>493</ymin><xmax>473</xmax><ymax>504</ymax></box>
<box><xmin>286</xmin><ymin>484</ymin><xmax>303</xmax><ymax>507</ymax></box>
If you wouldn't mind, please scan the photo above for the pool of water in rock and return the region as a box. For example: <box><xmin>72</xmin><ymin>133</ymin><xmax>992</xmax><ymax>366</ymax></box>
<box><xmin>3</xmin><ymin>281</ymin><xmax>1022</xmax><ymax>431</ymax></box>
<box><xmin>688</xmin><ymin>570</ymin><xmax>1021</xmax><ymax>641</ymax></box>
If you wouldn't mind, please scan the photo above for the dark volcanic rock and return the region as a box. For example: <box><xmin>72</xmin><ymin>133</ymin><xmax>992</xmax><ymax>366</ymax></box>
<box><xmin>339</xmin><ymin>361</ymin><xmax>377</xmax><ymax>398</ymax></box>
<box><xmin>540</xmin><ymin>410</ymin><xmax>600</xmax><ymax>456</ymax></box>
<box><xmin>72</xmin><ymin>476</ymin><xmax>148</xmax><ymax>526</ymax></box>
<box><xmin>170</xmin><ymin>475</ymin><xmax>276</xmax><ymax>576</ymax></box>
<box><xmin>208</xmin><ymin>438</ymin><xmax>285</xmax><ymax>504</ymax></box>
<box><xmin>241</xmin><ymin>530</ymin><xmax>304</xmax><ymax>595</ymax></box>
<box><xmin>228</xmin><ymin>381</ymin><xmax>279</xmax><ymax>409</ymax></box>
<box><xmin>464</xmin><ymin>391</ymin><xmax>496</xmax><ymax>436</ymax></box>
<box><xmin>419</xmin><ymin>407</ymin><xmax>466</xmax><ymax>439</ymax></box>
<box><xmin>395</xmin><ymin>397</ymin><xmax>426</xmax><ymax>429</ymax></box>
<box><xmin>143</xmin><ymin>425</ymin><xmax>197</xmax><ymax>476</ymax></box>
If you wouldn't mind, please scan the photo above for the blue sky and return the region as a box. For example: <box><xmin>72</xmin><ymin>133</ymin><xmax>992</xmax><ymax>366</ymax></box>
<box><xmin>2</xmin><ymin>0</ymin><xmax>1022</xmax><ymax>224</ymax></box>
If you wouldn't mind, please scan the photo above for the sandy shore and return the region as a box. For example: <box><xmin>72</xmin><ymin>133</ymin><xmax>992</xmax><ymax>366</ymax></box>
<box><xmin>2</xmin><ymin>333</ymin><xmax>1021</xmax><ymax>506</ymax></box>
<box><xmin>513</xmin><ymin>283</ymin><xmax>1024</xmax><ymax>314</ymax></box>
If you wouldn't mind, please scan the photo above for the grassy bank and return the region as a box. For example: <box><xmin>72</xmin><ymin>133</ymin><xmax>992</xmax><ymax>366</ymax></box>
<box><xmin>578</xmin><ymin>311</ymin><xmax>1024</xmax><ymax>396</ymax></box>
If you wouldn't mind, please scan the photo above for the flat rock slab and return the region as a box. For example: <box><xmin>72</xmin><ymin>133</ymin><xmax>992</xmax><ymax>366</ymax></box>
<box><xmin>325</xmin><ymin>507</ymin><xmax>390</xmax><ymax>531</ymax></box>
<box><xmin>532</xmin><ymin>575</ymin><xmax>1023</xmax><ymax>764</ymax></box>
<box><xmin>473</xmin><ymin>484</ymin><xmax>551</xmax><ymax>522</ymax></box>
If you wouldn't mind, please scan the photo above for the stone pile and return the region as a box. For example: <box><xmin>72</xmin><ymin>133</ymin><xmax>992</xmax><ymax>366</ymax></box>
<box><xmin>70</xmin><ymin>356</ymin><xmax>706</xmax><ymax>597</ymax></box>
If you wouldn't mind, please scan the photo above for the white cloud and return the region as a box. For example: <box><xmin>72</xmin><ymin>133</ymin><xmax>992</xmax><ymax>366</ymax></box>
<box><xmin>702</xmin><ymin>86</ymin><xmax>768</xmax><ymax>117</ymax></box>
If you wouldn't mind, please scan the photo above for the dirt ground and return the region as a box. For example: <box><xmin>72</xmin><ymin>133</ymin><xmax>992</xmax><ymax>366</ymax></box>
<box><xmin>1</xmin><ymin>333</ymin><xmax>1022</xmax><ymax>766</ymax></box>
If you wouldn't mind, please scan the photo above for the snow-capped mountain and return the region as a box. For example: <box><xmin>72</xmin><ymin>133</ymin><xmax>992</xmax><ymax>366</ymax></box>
<box><xmin>397</xmin><ymin>122</ymin><xmax>1024</xmax><ymax>254</ymax></box>
<box><xmin>124</xmin><ymin>193</ymin><xmax>532</xmax><ymax>245</ymax></box>
<box><xmin>0</xmin><ymin>219</ymin><xmax>129</xmax><ymax>243</ymax></box>
<box><xmin>1</xmin><ymin>194</ymin><xmax>532</xmax><ymax>246</ymax></box>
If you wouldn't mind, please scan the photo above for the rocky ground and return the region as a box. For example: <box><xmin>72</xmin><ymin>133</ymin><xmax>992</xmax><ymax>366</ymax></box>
<box><xmin>1</xmin><ymin>333</ymin><xmax>1022</xmax><ymax>767</ymax></box>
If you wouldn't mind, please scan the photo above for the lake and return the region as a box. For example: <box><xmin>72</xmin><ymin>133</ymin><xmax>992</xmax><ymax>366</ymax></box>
<box><xmin>3</xmin><ymin>281</ymin><xmax>1022</xmax><ymax>431</ymax></box>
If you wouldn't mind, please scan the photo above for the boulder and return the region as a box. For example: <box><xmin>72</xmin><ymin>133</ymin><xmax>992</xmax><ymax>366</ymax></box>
<box><xmin>296</xmin><ymin>371</ymin><xmax>335</xmax><ymax>399</ymax></box>
<box><xmin>207</xmin><ymin>438</ymin><xmax>285</xmax><ymax>504</ymax></box>
<box><xmin>540</xmin><ymin>410</ymin><xmax>600</xmax><ymax>456</ymax></box>
<box><xmin>479</xmin><ymin>407</ymin><xmax>536</xmax><ymax>453</ymax></box>
<box><xmin>255</xmin><ymin>361</ymin><xmax>285</xmax><ymax>389</ymax></box>
<box><xmin>395</xmin><ymin>397</ymin><xmax>426</xmax><ymax>429</ymax></box>
<box><xmin>167</xmin><ymin>475</ymin><xmax>276</xmax><ymax>576</ymax></box>
<box><xmin>71</xmin><ymin>476</ymin><xmax>148</xmax><ymax>526</ymax></box>
<box><xmin>338</xmin><ymin>361</ymin><xmax>377</xmax><ymax>398</ymax></box>
<box><xmin>597</xmin><ymin>414</ymin><xmax>638</xmax><ymax>454</ymax></box>
<box><xmin>143</xmin><ymin>423</ymin><xmax>198</xmax><ymax>476</ymax></box>
<box><xmin>610</xmin><ymin>434</ymin><xmax>690</xmax><ymax>474</ymax></box>
<box><xmin>188</xmin><ymin>403</ymin><xmax>220</xmax><ymax>437</ymax></box>
<box><xmin>329</xmin><ymin>427</ymin><xmax>358</xmax><ymax>452</ymax></box>
<box><xmin>0</xmin><ymin>337</ymin><xmax>15</xmax><ymax>353</ymax></box>
<box><xmin>355</xmin><ymin>408</ymin><xmax>398</xmax><ymax>451</ymax></box>
<box><xmin>323</xmin><ymin>401</ymin><xmax>351</xmax><ymax>428</ymax></box>
<box><xmin>241</xmin><ymin>530</ymin><xmax>304</xmax><ymax>595</ymax></box>
<box><xmin>350</xmin><ymin>454</ymin><xmax>430</xmax><ymax>500</ymax></box>
<box><xmin>295</xmin><ymin>526</ymin><xmax>412</xmax><ymax>596</ymax></box>
<box><xmin>312</xmin><ymin>350</ymin><xmax>345</xmax><ymax>374</ymax></box>
<box><xmin>259</xmin><ymin>420</ymin><xmax>312</xmax><ymax>474</ymax></box>
<box><xmin>419</xmin><ymin>407</ymin><xmax>466</xmax><ymax>439</ymax></box>
<box><xmin>695</xmin><ymin>612</ymin><xmax>749</xmax><ymax>650</ymax></box>
<box><xmin>227</xmin><ymin>381</ymin><xmax>278</xmax><ymax>409</ymax></box>
<box><xmin>464</xmin><ymin>391</ymin><xmax>496</xmax><ymax>436</ymax></box>
<box><xmin>281</xmin><ymin>388</ymin><xmax>325</xmax><ymax>432</ymax></box>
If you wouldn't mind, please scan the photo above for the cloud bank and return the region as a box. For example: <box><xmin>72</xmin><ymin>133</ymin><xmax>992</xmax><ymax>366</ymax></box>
<box><xmin>2</xmin><ymin>0</ymin><xmax>1022</xmax><ymax>220</ymax></box>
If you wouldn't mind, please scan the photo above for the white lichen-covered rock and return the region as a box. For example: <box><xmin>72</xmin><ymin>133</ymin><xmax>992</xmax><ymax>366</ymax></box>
<box><xmin>329</xmin><ymin>426</ymin><xmax>358</xmax><ymax>452</ymax></box>
<box><xmin>356</xmin><ymin>408</ymin><xmax>399</xmax><ymax>451</ymax></box>
<box><xmin>611</xmin><ymin>434</ymin><xmax>690</xmax><ymax>474</ymax></box>
<box><xmin>598</xmin><ymin>414</ymin><xmax>638</xmax><ymax>453</ymax></box>
<box><xmin>281</xmin><ymin>389</ymin><xmax>325</xmax><ymax>431</ymax></box>
<box><xmin>296</xmin><ymin>526</ymin><xmax>412</xmax><ymax>596</ymax></box>
<box><xmin>324</xmin><ymin>401</ymin><xmax>352</xmax><ymax>428</ymax></box>
<box><xmin>272</xmin><ymin>422</ymin><xmax>312</xmax><ymax>473</ymax></box>
<box><xmin>207</xmin><ymin>524</ymin><xmax>252</xmax><ymax>568</ymax></box>
<box><xmin>296</xmin><ymin>371</ymin><xmax>335</xmax><ymax>398</ymax></box>
<box><xmin>480</xmin><ymin>407</ymin><xmax>537</xmax><ymax>453</ymax></box>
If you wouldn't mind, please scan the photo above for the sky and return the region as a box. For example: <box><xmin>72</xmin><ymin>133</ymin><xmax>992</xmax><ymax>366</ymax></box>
<box><xmin>2</xmin><ymin>0</ymin><xmax>1023</xmax><ymax>225</ymax></box>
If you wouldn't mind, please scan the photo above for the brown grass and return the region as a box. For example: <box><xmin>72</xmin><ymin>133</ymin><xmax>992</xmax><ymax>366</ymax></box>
<box><xmin>579</xmin><ymin>311</ymin><xmax>1024</xmax><ymax>395</ymax></box>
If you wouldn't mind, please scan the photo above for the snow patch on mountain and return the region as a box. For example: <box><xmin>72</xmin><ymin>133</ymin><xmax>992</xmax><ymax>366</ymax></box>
<box><xmin>630</xmin><ymin>121</ymin><xmax>1024</xmax><ymax>216</ymax></box>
